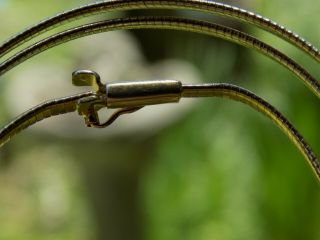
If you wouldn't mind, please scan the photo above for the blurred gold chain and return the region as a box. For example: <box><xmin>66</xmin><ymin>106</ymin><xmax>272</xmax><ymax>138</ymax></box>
<box><xmin>1</xmin><ymin>0</ymin><xmax>319</xmax><ymax>62</ymax></box>
<box><xmin>0</xmin><ymin>17</ymin><xmax>319</xmax><ymax>97</ymax></box>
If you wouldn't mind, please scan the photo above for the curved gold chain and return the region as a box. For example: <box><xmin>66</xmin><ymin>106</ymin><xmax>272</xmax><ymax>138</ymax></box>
<box><xmin>0</xmin><ymin>92</ymin><xmax>94</xmax><ymax>148</ymax></box>
<box><xmin>0</xmin><ymin>0</ymin><xmax>319</xmax><ymax>63</ymax></box>
<box><xmin>0</xmin><ymin>2</ymin><xmax>318</xmax><ymax>181</ymax></box>
<box><xmin>0</xmin><ymin>17</ymin><xmax>319</xmax><ymax>97</ymax></box>
<box><xmin>1</xmin><ymin>82</ymin><xmax>319</xmax><ymax>180</ymax></box>
<box><xmin>182</xmin><ymin>84</ymin><xmax>320</xmax><ymax>180</ymax></box>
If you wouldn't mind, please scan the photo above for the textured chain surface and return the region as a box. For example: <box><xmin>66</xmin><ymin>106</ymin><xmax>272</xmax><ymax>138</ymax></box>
<box><xmin>0</xmin><ymin>0</ymin><xmax>319</xmax><ymax>63</ymax></box>
<box><xmin>182</xmin><ymin>84</ymin><xmax>320</xmax><ymax>180</ymax></box>
<box><xmin>1</xmin><ymin>83</ymin><xmax>319</xmax><ymax>180</ymax></box>
<box><xmin>0</xmin><ymin>92</ymin><xmax>93</xmax><ymax>147</ymax></box>
<box><xmin>0</xmin><ymin>17</ymin><xmax>319</xmax><ymax>97</ymax></box>
<box><xmin>0</xmin><ymin>1</ymin><xmax>319</xmax><ymax>180</ymax></box>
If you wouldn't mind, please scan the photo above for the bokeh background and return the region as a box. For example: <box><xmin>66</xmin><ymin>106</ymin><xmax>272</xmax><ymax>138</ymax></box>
<box><xmin>0</xmin><ymin>0</ymin><xmax>319</xmax><ymax>239</ymax></box>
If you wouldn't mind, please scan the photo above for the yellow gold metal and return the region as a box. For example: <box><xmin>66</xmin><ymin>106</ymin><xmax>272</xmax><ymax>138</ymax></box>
<box><xmin>72</xmin><ymin>70</ymin><xmax>106</xmax><ymax>94</ymax></box>
<box><xmin>76</xmin><ymin>95</ymin><xmax>105</xmax><ymax>127</ymax></box>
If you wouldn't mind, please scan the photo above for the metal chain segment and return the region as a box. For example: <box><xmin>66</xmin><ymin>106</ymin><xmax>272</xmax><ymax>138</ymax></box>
<box><xmin>1</xmin><ymin>82</ymin><xmax>319</xmax><ymax>180</ymax></box>
<box><xmin>182</xmin><ymin>84</ymin><xmax>320</xmax><ymax>180</ymax></box>
<box><xmin>0</xmin><ymin>0</ymin><xmax>319</xmax><ymax>63</ymax></box>
<box><xmin>0</xmin><ymin>17</ymin><xmax>319</xmax><ymax>97</ymax></box>
<box><xmin>0</xmin><ymin>92</ymin><xmax>94</xmax><ymax>147</ymax></box>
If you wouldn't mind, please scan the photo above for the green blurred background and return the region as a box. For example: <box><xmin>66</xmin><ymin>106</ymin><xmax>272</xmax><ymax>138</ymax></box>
<box><xmin>0</xmin><ymin>0</ymin><xmax>319</xmax><ymax>239</ymax></box>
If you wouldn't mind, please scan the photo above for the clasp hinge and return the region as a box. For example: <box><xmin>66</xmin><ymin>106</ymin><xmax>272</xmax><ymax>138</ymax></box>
<box><xmin>72</xmin><ymin>69</ymin><xmax>182</xmax><ymax>128</ymax></box>
<box><xmin>72</xmin><ymin>70</ymin><xmax>143</xmax><ymax>128</ymax></box>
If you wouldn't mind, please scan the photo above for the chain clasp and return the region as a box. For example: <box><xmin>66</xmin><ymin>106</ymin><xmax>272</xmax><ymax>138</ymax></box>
<box><xmin>72</xmin><ymin>70</ymin><xmax>182</xmax><ymax>128</ymax></box>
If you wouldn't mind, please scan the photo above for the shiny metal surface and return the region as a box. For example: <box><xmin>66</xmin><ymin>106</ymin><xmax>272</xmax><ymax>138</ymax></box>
<box><xmin>106</xmin><ymin>80</ymin><xmax>182</xmax><ymax>108</ymax></box>
<box><xmin>72</xmin><ymin>70</ymin><xmax>106</xmax><ymax>93</ymax></box>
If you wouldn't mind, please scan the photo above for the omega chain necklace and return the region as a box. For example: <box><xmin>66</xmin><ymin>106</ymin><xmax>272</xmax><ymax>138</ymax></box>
<box><xmin>0</xmin><ymin>0</ymin><xmax>319</xmax><ymax>180</ymax></box>
<box><xmin>1</xmin><ymin>70</ymin><xmax>319</xmax><ymax>180</ymax></box>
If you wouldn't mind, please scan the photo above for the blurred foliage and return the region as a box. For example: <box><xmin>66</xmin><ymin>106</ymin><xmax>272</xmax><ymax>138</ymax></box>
<box><xmin>0</xmin><ymin>0</ymin><xmax>319</xmax><ymax>240</ymax></box>
<box><xmin>0</xmin><ymin>146</ymin><xmax>95</xmax><ymax>240</ymax></box>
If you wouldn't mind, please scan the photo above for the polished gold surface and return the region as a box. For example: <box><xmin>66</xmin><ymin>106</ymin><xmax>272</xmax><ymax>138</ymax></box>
<box><xmin>72</xmin><ymin>70</ymin><xmax>106</xmax><ymax>93</ymax></box>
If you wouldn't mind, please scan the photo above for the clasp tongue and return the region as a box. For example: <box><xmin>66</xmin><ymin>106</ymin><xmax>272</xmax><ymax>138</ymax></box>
<box><xmin>72</xmin><ymin>70</ymin><xmax>105</xmax><ymax>94</ymax></box>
